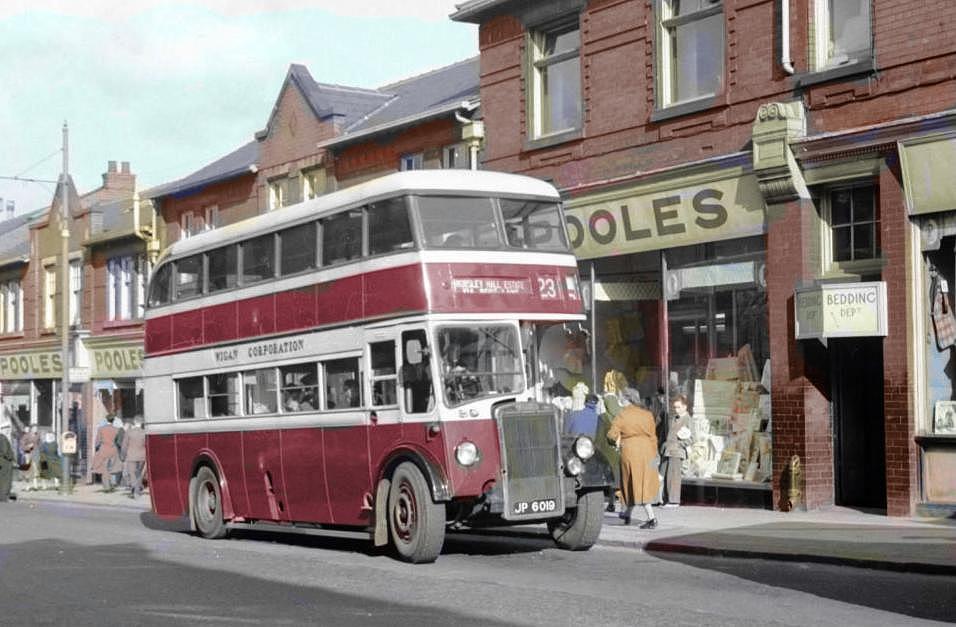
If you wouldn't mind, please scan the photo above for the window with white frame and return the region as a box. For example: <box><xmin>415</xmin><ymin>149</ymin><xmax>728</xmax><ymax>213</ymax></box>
<box><xmin>69</xmin><ymin>259</ymin><xmax>81</xmax><ymax>327</ymax></box>
<box><xmin>43</xmin><ymin>266</ymin><xmax>56</xmax><ymax>329</ymax></box>
<box><xmin>0</xmin><ymin>280</ymin><xmax>23</xmax><ymax>333</ymax></box>
<box><xmin>823</xmin><ymin>183</ymin><xmax>880</xmax><ymax>265</ymax></box>
<box><xmin>528</xmin><ymin>18</ymin><xmax>581</xmax><ymax>139</ymax></box>
<box><xmin>657</xmin><ymin>0</ymin><xmax>724</xmax><ymax>108</ymax></box>
<box><xmin>107</xmin><ymin>254</ymin><xmax>149</xmax><ymax>321</ymax></box>
<box><xmin>303</xmin><ymin>169</ymin><xmax>327</xmax><ymax>200</ymax></box>
<box><xmin>203</xmin><ymin>205</ymin><xmax>219</xmax><ymax>231</ymax></box>
<box><xmin>399</xmin><ymin>153</ymin><xmax>424</xmax><ymax>171</ymax></box>
<box><xmin>813</xmin><ymin>0</ymin><xmax>871</xmax><ymax>71</ymax></box>
<box><xmin>269</xmin><ymin>175</ymin><xmax>301</xmax><ymax>210</ymax></box>
<box><xmin>180</xmin><ymin>212</ymin><xmax>195</xmax><ymax>240</ymax></box>
<box><xmin>442</xmin><ymin>144</ymin><xmax>469</xmax><ymax>170</ymax></box>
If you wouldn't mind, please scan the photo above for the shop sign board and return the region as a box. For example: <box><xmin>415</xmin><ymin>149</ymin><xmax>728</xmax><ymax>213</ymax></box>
<box><xmin>91</xmin><ymin>346</ymin><xmax>144</xmax><ymax>378</ymax></box>
<box><xmin>563</xmin><ymin>169</ymin><xmax>766</xmax><ymax>260</ymax></box>
<box><xmin>794</xmin><ymin>282</ymin><xmax>888</xmax><ymax>340</ymax></box>
<box><xmin>0</xmin><ymin>351</ymin><xmax>63</xmax><ymax>379</ymax></box>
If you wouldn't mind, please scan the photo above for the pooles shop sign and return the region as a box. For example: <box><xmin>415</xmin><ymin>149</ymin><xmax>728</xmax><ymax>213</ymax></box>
<box><xmin>563</xmin><ymin>170</ymin><xmax>766</xmax><ymax>259</ymax></box>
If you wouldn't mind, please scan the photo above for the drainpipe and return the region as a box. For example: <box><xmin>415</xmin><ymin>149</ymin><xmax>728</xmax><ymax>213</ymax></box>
<box><xmin>781</xmin><ymin>0</ymin><xmax>795</xmax><ymax>75</ymax></box>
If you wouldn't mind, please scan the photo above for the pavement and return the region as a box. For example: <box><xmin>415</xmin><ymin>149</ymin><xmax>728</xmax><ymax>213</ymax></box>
<box><xmin>9</xmin><ymin>480</ymin><xmax>956</xmax><ymax>575</ymax></box>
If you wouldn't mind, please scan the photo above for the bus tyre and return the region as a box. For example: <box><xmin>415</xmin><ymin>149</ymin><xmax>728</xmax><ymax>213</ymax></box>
<box><xmin>192</xmin><ymin>466</ymin><xmax>228</xmax><ymax>539</ymax></box>
<box><xmin>547</xmin><ymin>490</ymin><xmax>603</xmax><ymax>551</ymax></box>
<box><xmin>388</xmin><ymin>462</ymin><xmax>445</xmax><ymax>563</ymax></box>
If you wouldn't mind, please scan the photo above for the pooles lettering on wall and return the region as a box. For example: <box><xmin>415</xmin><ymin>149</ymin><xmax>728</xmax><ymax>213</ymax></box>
<box><xmin>563</xmin><ymin>171</ymin><xmax>766</xmax><ymax>259</ymax></box>
<box><xmin>0</xmin><ymin>352</ymin><xmax>64</xmax><ymax>379</ymax></box>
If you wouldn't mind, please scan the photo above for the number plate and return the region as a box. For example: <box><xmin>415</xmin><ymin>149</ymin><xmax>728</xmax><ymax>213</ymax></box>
<box><xmin>512</xmin><ymin>499</ymin><xmax>558</xmax><ymax>516</ymax></box>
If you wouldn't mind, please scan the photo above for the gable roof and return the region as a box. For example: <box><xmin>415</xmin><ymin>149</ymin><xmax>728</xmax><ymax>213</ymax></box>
<box><xmin>143</xmin><ymin>140</ymin><xmax>259</xmax><ymax>200</ymax></box>
<box><xmin>0</xmin><ymin>209</ymin><xmax>43</xmax><ymax>265</ymax></box>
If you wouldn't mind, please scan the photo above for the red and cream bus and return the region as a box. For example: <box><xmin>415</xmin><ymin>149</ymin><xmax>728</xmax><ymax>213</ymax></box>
<box><xmin>143</xmin><ymin>170</ymin><xmax>612</xmax><ymax>562</ymax></box>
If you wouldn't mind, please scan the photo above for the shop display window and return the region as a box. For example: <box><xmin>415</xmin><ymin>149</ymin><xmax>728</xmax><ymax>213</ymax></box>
<box><xmin>924</xmin><ymin>237</ymin><xmax>956</xmax><ymax>435</ymax></box>
<box><xmin>1</xmin><ymin>381</ymin><xmax>31</xmax><ymax>427</ymax></box>
<box><xmin>665</xmin><ymin>236</ymin><xmax>771</xmax><ymax>483</ymax></box>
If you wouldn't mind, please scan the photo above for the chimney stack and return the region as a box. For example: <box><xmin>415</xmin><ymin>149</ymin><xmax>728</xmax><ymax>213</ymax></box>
<box><xmin>101</xmin><ymin>160</ymin><xmax>136</xmax><ymax>195</ymax></box>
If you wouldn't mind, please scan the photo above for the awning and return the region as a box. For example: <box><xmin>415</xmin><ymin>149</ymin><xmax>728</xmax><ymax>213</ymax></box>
<box><xmin>899</xmin><ymin>132</ymin><xmax>956</xmax><ymax>216</ymax></box>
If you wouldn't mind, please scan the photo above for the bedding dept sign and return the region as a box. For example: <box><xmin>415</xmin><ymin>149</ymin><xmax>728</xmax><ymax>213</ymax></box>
<box><xmin>563</xmin><ymin>172</ymin><xmax>766</xmax><ymax>259</ymax></box>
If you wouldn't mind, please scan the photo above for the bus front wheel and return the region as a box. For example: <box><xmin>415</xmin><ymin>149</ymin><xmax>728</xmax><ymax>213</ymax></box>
<box><xmin>192</xmin><ymin>466</ymin><xmax>228</xmax><ymax>539</ymax></box>
<box><xmin>547</xmin><ymin>490</ymin><xmax>603</xmax><ymax>550</ymax></box>
<box><xmin>388</xmin><ymin>462</ymin><xmax>445</xmax><ymax>563</ymax></box>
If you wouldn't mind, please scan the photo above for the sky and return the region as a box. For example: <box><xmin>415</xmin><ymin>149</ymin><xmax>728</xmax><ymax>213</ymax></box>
<box><xmin>0</xmin><ymin>0</ymin><xmax>477</xmax><ymax>215</ymax></box>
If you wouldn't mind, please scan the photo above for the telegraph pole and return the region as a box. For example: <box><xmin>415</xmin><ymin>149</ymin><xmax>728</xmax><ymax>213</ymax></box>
<box><xmin>59</xmin><ymin>122</ymin><xmax>72</xmax><ymax>494</ymax></box>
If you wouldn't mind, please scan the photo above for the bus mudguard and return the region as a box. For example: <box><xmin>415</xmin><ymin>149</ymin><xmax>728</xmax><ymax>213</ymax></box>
<box><xmin>188</xmin><ymin>451</ymin><xmax>237</xmax><ymax>522</ymax></box>
<box><xmin>378</xmin><ymin>446</ymin><xmax>452</xmax><ymax>503</ymax></box>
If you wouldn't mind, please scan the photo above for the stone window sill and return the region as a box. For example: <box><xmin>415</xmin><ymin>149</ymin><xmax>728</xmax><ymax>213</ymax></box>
<box><xmin>796</xmin><ymin>58</ymin><xmax>876</xmax><ymax>88</ymax></box>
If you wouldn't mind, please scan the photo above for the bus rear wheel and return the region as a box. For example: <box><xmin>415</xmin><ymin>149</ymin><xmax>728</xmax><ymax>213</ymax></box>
<box><xmin>388</xmin><ymin>462</ymin><xmax>445</xmax><ymax>563</ymax></box>
<box><xmin>192</xmin><ymin>466</ymin><xmax>228</xmax><ymax>539</ymax></box>
<box><xmin>547</xmin><ymin>489</ymin><xmax>603</xmax><ymax>551</ymax></box>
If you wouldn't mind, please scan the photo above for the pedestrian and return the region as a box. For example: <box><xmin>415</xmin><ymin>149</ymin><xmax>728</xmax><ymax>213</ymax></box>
<box><xmin>607</xmin><ymin>388</ymin><xmax>660</xmax><ymax>528</ymax></box>
<box><xmin>20</xmin><ymin>426</ymin><xmax>40</xmax><ymax>490</ymax></box>
<box><xmin>121</xmin><ymin>417</ymin><xmax>147</xmax><ymax>498</ymax></box>
<box><xmin>596</xmin><ymin>370</ymin><xmax>628</xmax><ymax>512</ymax></box>
<box><xmin>661</xmin><ymin>395</ymin><xmax>692</xmax><ymax>507</ymax></box>
<box><xmin>91</xmin><ymin>417</ymin><xmax>120</xmax><ymax>492</ymax></box>
<box><xmin>565</xmin><ymin>383</ymin><xmax>599</xmax><ymax>437</ymax></box>
<box><xmin>37</xmin><ymin>431</ymin><xmax>62</xmax><ymax>491</ymax></box>
<box><xmin>0</xmin><ymin>426</ymin><xmax>15</xmax><ymax>502</ymax></box>
<box><xmin>112</xmin><ymin>417</ymin><xmax>126</xmax><ymax>488</ymax></box>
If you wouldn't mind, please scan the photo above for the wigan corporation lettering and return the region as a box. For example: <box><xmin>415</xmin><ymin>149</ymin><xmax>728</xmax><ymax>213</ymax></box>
<box><xmin>215</xmin><ymin>338</ymin><xmax>306</xmax><ymax>364</ymax></box>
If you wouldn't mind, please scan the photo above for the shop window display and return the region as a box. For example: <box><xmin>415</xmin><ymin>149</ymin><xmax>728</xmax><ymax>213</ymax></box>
<box><xmin>664</xmin><ymin>236</ymin><xmax>771</xmax><ymax>484</ymax></box>
<box><xmin>924</xmin><ymin>237</ymin><xmax>956</xmax><ymax>435</ymax></box>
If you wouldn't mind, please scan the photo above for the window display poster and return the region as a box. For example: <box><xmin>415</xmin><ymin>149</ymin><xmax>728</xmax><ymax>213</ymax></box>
<box><xmin>934</xmin><ymin>400</ymin><xmax>956</xmax><ymax>434</ymax></box>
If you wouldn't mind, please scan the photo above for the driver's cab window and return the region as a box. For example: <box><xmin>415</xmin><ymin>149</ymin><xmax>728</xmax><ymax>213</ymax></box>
<box><xmin>402</xmin><ymin>329</ymin><xmax>434</xmax><ymax>414</ymax></box>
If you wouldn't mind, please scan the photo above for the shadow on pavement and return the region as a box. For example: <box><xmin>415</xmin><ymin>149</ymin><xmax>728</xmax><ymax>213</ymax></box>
<box><xmin>0</xmin><ymin>538</ymin><xmax>514</xmax><ymax>626</ymax></box>
<box><xmin>138</xmin><ymin>511</ymin><xmax>552</xmax><ymax>558</ymax></box>
<box><xmin>646</xmin><ymin>528</ymin><xmax>956</xmax><ymax>623</ymax></box>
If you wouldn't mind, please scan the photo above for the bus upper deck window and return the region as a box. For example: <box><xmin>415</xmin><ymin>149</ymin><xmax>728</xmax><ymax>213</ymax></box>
<box><xmin>242</xmin><ymin>234</ymin><xmax>276</xmax><ymax>284</ymax></box>
<box><xmin>207</xmin><ymin>245</ymin><xmax>238</xmax><ymax>293</ymax></box>
<box><xmin>280</xmin><ymin>222</ymin><xmax>317</xmax><ymax>276</ymax></box>
<box><xmin>368</xmin><ymin>198</ymin><xmax>413</xmax><ymax>255</ymax></box>
<box><xmin>499</xmin><ymin>199</ymin><xmax>569</xmax><ymax>251</ymax></box>
<box><xmin>417</xmin><ymin>196</ymin><xmax>501</xmax><ymax>249</ymax></box>
<box><xmin>322</xmin><ymin>210</ymin><xmax>363</xmax><ymax>265</ymax></box>
<box><xmin>148</xmin><ymin>263</ymin><xmax>172</xmax><ymax>307</ymax></box>
<box><xmin>175</xmin><ymin>255</ymin><xmax>202</xmax><ymax>300</ymax></box>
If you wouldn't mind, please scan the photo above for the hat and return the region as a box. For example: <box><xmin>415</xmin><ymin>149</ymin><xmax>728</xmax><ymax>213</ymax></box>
<box><xmin>621</xmin><ymin>387</ymin><xmax>643</xmax><ymax>407</ymax></box>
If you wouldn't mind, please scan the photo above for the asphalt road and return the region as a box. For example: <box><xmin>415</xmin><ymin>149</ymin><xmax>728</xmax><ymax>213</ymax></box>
<box><xmin>0</xmin><ymin>500</ymin><xmax>953</xmax><ymax>626</ymax></box>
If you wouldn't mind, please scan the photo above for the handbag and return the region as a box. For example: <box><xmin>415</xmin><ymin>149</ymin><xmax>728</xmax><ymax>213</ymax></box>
<box><xmin>931</xmin><ymin>276</ymin><xmax>956</xmax><ymax>351</ymax></box>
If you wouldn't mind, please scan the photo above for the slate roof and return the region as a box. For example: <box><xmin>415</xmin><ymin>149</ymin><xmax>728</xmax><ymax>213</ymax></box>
<box><xmin>0</xmin><ymin>210</ymin><xmax>42</xmax><ymax>264</ymax></box>
<box><xmin>146</xmin><ymin>56</ymin><xmax>479</xmax><ymax>199</ymax></box>
<box><xmin>449</xmin><ymin>0</ymin><xmax>513</xmax><ymax>22</ymax></box>
<box><xmin>143</xmin><ymin>140</ymin><xmax>259</xmax><ymax>200</ymax></box>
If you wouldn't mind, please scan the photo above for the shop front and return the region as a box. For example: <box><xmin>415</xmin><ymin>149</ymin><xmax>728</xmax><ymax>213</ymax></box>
<box><xmin>536</xmin><ymin>155</ymin><xmax>774</xmax><ymax>507</ymax></box>
<box><xmin>0</xmin><ymin>348</ymin><xmax>65</xmax><ymax>434</ymax></box>
<box><xmin>899</xmin><ymin>128</ymin><xmax>956</xmax><ymax>513</ymax></box>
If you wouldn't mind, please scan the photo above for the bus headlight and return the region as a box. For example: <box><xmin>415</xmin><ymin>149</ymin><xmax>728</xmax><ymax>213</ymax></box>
<box><xmin>455</xmin><ymin>441</ymin><xmax>480</xmax><ymax>467</ymax></box>
<box><xmin>566</xmin><ymin>456</ymin><xmax>584</xmax><ymax>476</ymax></box>
<box><xmin>574</xmin><ymin>436</ymin><xmax>595</xmax><ymax>461</ymax></box>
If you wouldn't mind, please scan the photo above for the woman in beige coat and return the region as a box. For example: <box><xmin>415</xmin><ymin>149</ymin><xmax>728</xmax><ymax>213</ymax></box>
<box><xmin>607</xmin><ymin>389</ymin><xmax>660</xmax><ymax>528</ymax></box>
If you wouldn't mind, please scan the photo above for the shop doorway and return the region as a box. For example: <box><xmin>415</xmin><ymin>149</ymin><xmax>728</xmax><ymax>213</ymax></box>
<box><xmin>831</xmin><ymin>337</ymin><xmax>886</xmax><ymax>510</ymax></box>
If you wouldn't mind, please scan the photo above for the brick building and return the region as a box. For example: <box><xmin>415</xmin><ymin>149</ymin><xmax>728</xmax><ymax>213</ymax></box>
<box><xmin>0</xmin><ymin>161</ymin><xmax>153</xmax><ymax>476</ymax></box>
<box><xmin>146</xmin><ymin>58</ymin><xmax>482</xmax><ymax>250</ymax></box>
<box><xmin>452</xmin><ymin>0</ymin><xmax>956</xmax><ymax>515</ymax></box>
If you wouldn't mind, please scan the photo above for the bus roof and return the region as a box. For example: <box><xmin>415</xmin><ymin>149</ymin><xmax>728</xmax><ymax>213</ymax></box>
<box><xmin>159</xmin><ymin>170</ymin><xmax>561</xmax><ymax>263</ymax></box>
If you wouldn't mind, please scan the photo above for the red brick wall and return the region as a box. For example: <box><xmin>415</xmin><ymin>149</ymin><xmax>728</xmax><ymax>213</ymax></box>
<box><xmin>160</xmin><ymin>174</ymin><xmax>258</xmax><ymax>247</ymax></box>
<box><xmin>880</xmin><ymin>156</ymin><xmax>918</xmax><ymax>516</ymax></box>
<box><xmin>476</xmin><ymin>0</ymin><xmax>956</xmax><ymax>189</ymax></box>
<box><xmin>333</xmin><ymin>118</ymin><xmax>460</xmax><ymax>184</ymax></box>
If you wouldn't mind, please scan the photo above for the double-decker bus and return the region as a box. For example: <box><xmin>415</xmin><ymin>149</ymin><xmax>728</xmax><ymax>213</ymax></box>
<box><xmin>143</xmin><ymin>170</ymin><xmax>612</xmax><ymax>562</ymax></box>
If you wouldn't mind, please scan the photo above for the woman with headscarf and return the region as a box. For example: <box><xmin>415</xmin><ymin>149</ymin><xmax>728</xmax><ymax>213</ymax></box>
<box><xmin>607</xmin><ymin>388</ymin><xmax>660</xmax><ymax>528</ymax></box>
<box><xmin>91</xmin><ymin>416</ymin><xmax>121</xmax><ymax>492</ymax></box>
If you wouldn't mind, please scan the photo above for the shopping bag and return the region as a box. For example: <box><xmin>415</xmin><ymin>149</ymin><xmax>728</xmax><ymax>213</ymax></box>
<box><xmin>932</xmin><ymin>282</ymin><xmax>956</xmax><ymax>350</ymax></box>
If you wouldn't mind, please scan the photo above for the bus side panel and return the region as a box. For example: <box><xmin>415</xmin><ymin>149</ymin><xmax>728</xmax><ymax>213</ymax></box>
<box><xmin>275</xmin><ymin>286</ymin><xmax>317</xmax><ymax>333</ymax></box>
<box><xmin>279</xmin><ymin>427</ymin><xmax>330</xmax><ymax>523</ymax></box>
<box><xmin>145</xmin><ymin>315</ymin><xmax>172</xmax><ymax>354</ymax></box>
<box><xmin>208</xmin><ymin>431</ymin><xmax>248</xmax><ymax>517</ymax></box>
<box><xmin>364</xmin><ymin>265</ymin><xmax>427</xmax><ymax>317</ymax></box>
<box><xmin>323</xmin><ymin>424</ymin><xmax>371</xmax><ymax>526</ymax></box>
<box><xmin>203</xmin><ymin>301</ymin><xmax>238</xmax><ymax>345</ymax></box>
<box><xmin>316</xmin><ymin>275</ymin><xmax>365</xmax><ymax>326</ymax></box>
<box><xmin>172</xmin><ymin>310</ymin><xmax>204</xmax><ymax>350</ymax></box>
<box><xmin>242</xmin><ymin>429</ymin><xmax>286</xmax><ymax>521</ymax></box>
<box><xmin>237</xmin><ymin>294</ymin><xmax>277</xmax><ymax>338</ymax></box>
<box><xmin>146</xmin><ymin>433</ymin><xmax>183</xmax><ymax>516</ymax></box>
<box><xmin>431</xmin><ymin>419</ymin><xmax>501</xmax><ymax>498</ymax></box>
<box><xmin>175</xmin><ymin>433</ymin><xmax>208</xmax><ymax>511</ymax></box>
